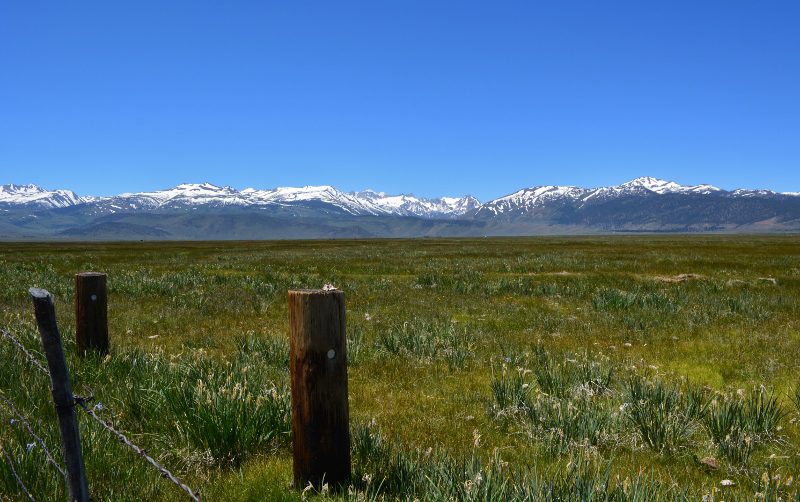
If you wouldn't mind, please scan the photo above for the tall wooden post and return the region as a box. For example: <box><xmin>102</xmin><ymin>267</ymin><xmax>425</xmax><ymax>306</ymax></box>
<box><xmin>288</xmin><ymin>289</ymin><xmax>350</xmax><ymax>490</ymax></box>
<box><xmin>30</xmin><ymin>288</ymin><xmax>90</xmax><ymax>502</ymax></box>
<box><xmin>75</xmin><ymin>272</ymin><xmax>108</xmax><ymax>356</ymax></box>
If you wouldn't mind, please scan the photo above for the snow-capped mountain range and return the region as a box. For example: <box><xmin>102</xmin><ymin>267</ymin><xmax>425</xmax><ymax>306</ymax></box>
<box><xmin>477</xmin><ymin>177</ymin><xmax>738</xmax><ymax>216</ymax></box>
<box><xmin>0</xmin><ymin>183</ymin><xmax>89</xmax><ymax>209</ymax></box>
<box><xmin>0</xmin><ymin>182</ymin><xmax>480</xmax><ymax>218</ymax></box>
<box><xmin>2</xmin><ymin>177</ymin><xmax>799</xmax><ymax>238</ymax></box>
<box><xmin>1</xmin><ymin>177</ymin><xmax>796</xmax><ymax>216</ymax></box>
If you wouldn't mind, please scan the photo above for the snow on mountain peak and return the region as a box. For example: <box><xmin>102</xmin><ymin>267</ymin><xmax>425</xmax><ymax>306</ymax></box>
<box><xmin>621</xmin><ymin>177</ymin><xmax>682</xmax><ymax>193</ymax></box>
<box><xmin>0</xmin><ymin>183</ymin><xmax>84</xmax><ymax>208</ymax></box>
<box><xmin>608</xmin><ymin>177</ymin><xmax>721</xmax><ymax>195</ymax></box>
<box><xmin>731</xmin><ymin>188</ymin><xmax>776</xmax><ymax>197</ymax></box>
<box><xmin>110</xmin><ymin>182</ymin><xmax>247</xmax><ymax>210</ymax></box>
<box><xmin>273</xmin><ymin>185</ymin><xmax>338</xmax><ymax>197</ymax></box>
<box><xmin>1</xmin><ymin>183</ymin><xmax>41</xmax><ymax>193</ymax></box>
<box><xmin>479</xmin><ymin>177</ymin><xmax>727</xmax><ymax>216</ymax></box>
<box><xmin>479</xmin><ymin>185</ymin><xmax>586</xmax><ymax>215</ymax></box>
<box><xmin>174</xmin><ymin>182</ymin><xmax>226</xmax><ymax>191</ymax></box>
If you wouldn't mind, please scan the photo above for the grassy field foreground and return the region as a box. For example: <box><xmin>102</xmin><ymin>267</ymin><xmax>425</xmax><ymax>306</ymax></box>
<box><xmin>1</xmin><ymin>236</ymin><xmax>799</xmax><ymax>500</ymax></box>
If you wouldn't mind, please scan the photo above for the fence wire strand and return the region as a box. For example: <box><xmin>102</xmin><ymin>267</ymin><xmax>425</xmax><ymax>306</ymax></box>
<box><xmin>0</xmin><ymin>393</ymin><xmax>67</xmax><ymax>480</ymax></box>
<box><xmin>0</xmin><ymin>328</ymin><xmax>50</xmax><ymax>378</ymax></box>
<box><xmin>0</xmin><ymin>442</ymin><xmax>37</xmax><ymax>502</ymax></box>
<box><xmin>3</xmin><ymin>326</ymin><xmax>199</xmax><ymax>500</ymax></box>
<box><xmin>75</xmin><ymin>399</ymin><xmax>201</xmax><ymax>501</ymax></box>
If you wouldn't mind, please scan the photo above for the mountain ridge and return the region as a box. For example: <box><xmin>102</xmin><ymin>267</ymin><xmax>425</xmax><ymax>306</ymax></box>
<box><xmin>2</xmin><ymin>177</ymin><xmax>799</xmax><ymax>239</ymax></box>
<box><xmin>3</xmin><ymin>176</ymin><xmax>798</xmax><ymax>213</ymax></box>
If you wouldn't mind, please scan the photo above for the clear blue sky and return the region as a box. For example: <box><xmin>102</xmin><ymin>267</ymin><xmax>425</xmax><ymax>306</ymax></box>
<box><xmin>1</xmin><ymin>1</ymin><xmax>799</xmax><ymax>200</ymax></box>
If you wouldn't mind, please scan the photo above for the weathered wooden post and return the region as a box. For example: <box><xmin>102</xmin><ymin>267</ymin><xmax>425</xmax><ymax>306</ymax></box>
<box><xmin>30</xmin><ymin>288</ymin><xmax>90</xmax><ymax>502</ymax></box>
<box><xmin>75</xmin><ymin>272</ymin><xmax>108</xmax><ymax>356</ymax></box>
<box><xmin>288</xmin><ymin>289</ymin><xmax>351</xmax><ymax>490</ymax></box>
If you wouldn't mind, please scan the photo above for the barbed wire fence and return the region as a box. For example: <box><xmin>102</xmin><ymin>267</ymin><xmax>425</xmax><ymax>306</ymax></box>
<box><xmin>0</xmin><ymin>441</ymin><xmax>36</xmax><ymax>502</ymax></box>
<box><xmin>0</xmin><ymin>326</ymin><xmax>201</xmax><ymax>501</ymax></box>
<box><xmin>1</xmin><ymin>328</ymin><xmax>50</xmax><ymax>376</ymax></box>
<box><xmin>0</xmin><ymin>392</ymin><xmax>67</xmax><ymax>480</ymax></box>
<box><xmin>74</xmin><ymin>398</ymin><xmax>201</xmax><ymax>501</ymax></box>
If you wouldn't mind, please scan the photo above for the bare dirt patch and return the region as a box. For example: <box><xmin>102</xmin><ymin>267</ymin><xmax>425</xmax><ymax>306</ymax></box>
<box><xmin>655</xmin><ymin>273</ymin><xmax>705</xmax><ymax>283</ymax></box>
<box><xmin>523</xmin><ymin>270</ymin><xmax>580</xmax><ymax>277</ymax></box>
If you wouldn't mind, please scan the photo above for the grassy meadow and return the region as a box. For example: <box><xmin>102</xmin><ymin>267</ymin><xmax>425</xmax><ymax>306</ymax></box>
<box><xmin>1</xmin><ymin>236</ymin><xmax>800</xmax><ymax>500</ymax></box>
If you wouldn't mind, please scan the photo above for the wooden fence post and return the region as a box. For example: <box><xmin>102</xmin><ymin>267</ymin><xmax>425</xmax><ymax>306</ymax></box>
<box><xmin>288</xmin><ymin>289</ymin><xmax>351</xmax><ymax>490</ymax></box>
<box><xmin>75</xmin><ymin>272</ymin><xmax>108</xmax><ymax>356</ymax></box>
<box><xmin>29</xmin><ymin>288</ymin><xmax>90</xmax><ymax>502</ymax></box>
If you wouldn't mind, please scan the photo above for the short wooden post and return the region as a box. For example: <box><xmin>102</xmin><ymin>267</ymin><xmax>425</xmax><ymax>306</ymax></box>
<box><xmin>288</xmin><ymin>289</ymin><xmax>351</xmax><ymax>490</ymax></box>
<box><xmin>75</xmin><ymin>272</ymin><xmax>108</xmax><ymax>356</ymax></box>
<box><xmin>29</xmin><ymin>288</ymin><xmax>90</xmax><ymax>502</ymax></box>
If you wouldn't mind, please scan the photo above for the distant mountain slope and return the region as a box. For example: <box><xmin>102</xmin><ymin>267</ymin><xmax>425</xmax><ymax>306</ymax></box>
<box><xmin>1</xmin><ymin>177</ymin><xmax>799</xmax><ymax>239</ymax></box>
<box><xmin>477</xmin><ymin>177</ymin><xmax>745</xmax><ymax>217</ymax></box>
<box><xmin>0</xmin><ymin>184</ymin><xmax>90</xmax><ymax>209</ymax></box>
<box><xmin>76</xmin><ymin>183</ymin><xmax>480</xmax><ymax>219</ymax></box>
<box><xmin>474</xmin><ymin>177</ymin><xmax>800</xmax><ymax>232</ymax></box>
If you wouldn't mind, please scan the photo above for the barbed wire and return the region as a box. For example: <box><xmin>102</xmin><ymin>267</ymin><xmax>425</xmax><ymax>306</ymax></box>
<box><xmin>2</xmin><ymin>326</ymin><xmax>199</xmax><ymax>500</ymax></box>
<box><xmin>0</xmin><ymin>441</ymin><xmax>37</xmax><ymax>502</ymax></box>
<box><xmin>0</xmin><ymin>393</ymin><xmax>66</xmax><ymax>480</ymax></box>
<box><xmin>74</xmin><ymin>399</ymin><xmax>201</xmax><ymax>501</ymax></box>
<box><xmin>0</xmin><ymin>328</ymin><xmax>50</xmax><ymax>378</ymax></box>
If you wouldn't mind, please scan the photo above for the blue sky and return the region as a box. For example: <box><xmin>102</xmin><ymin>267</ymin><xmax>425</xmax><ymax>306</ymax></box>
<box><xmin>1</xmin><ymin>1</ymin><xmax>799</xmax><ymax>201</ymax></box>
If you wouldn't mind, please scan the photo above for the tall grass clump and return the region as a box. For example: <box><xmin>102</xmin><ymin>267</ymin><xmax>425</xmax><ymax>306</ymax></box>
<box><xmin>744</xmin><ymin>389</ymin><xmax>785</xmax><ymax>437</ymax></box>
<box><xmin>489</xmin><ymin>367</ymin><xmax>530</xmax><ymax>419</ymax></box>
<box><xmin>512</xmin><ymin>458</ymin><xmax>684</xmax><ymax>501</ymax></box>
<box><xmin>421</xmin><ymin>449</ymin><xmax>511</xmax><ymax>501</ymax></box>
<box><xmin>377</xmin><ymin>318</ymin><xmax>472</xmax><ymax>370</ymax></box>
<box><xmin>351</xmin><ymin>423</ymin><xmax>685</xmax><ymax>502</ymax></box>
<box><xmin>346</xmin><ymin>323</ymin><xmax>367</xmax><ymax>366</ymax></box>
<box><xmin>233</xmin><ymin>332</ymin><xmax>289</xmax><ymax>368</ymax></box>
<box><xmin>163</xmin><ymin>359</ymin><xmax>291</xmax><ymax>466</ymax></box>
<box><xmin>592</xmin><ymin>287</ymin><xmax>679</xmax><ymax>314</ymax></box>
<box><xmin>683</xmin><ymin>381</ymin><xmax>712</xmax><ymax>421</ymax></box>
<box><xmin>792</xmin><ymin>385</ymin><xmax>800</xmax><ymax>413</ymax></box>
<box><xmin>703</xmin><ymin>388</ymin><xmax>784</xmax><ymax>465</ymax></box>
<box><xmin>624</xmin><ymin>376</ymin><xmax>695</xmax><ymax>456</ymax></box>
<box><xmin>532</xmin><ymin>343</ymin><xmax>613</xmax><ymax>398</ymax></box>
<box><xmin>527</xmin><ymin>394</ymin><xmax>614</xmax><ymax>454</ymax></box>
<box><xmin>490</xmin><ymin>346</ymin><xmax>618</xmax><ymax>454</ymax></box>
<box><xmin>351</xmin><ymin>421</ymin><xmax>419</xmax><ymax>496</ymax></box>
<box><xmin>415</xmin><ymin>269</ymin><xmax>486</xmax><ymax>294</ymax></box>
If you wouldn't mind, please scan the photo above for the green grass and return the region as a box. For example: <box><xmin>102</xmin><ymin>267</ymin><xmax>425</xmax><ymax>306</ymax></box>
<box><xmin>1</xmin><ymin>236</ymin><xmax>800</xmax><ymax>499</ymax></box>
